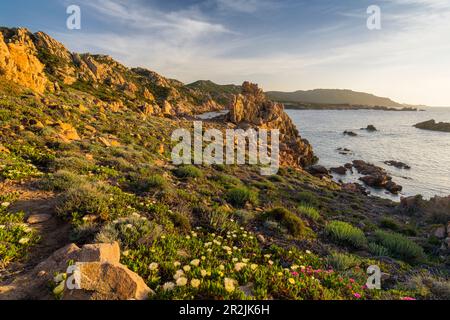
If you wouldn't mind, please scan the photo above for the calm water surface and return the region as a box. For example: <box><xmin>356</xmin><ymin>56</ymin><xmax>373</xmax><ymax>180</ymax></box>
<box><xmin>287</xmin><ymin>108</ymin><xmax>450</xmax><ymax>200</ymax></box>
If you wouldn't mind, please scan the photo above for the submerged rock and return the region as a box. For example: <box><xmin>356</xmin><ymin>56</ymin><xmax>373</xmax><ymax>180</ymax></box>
<box><xmin>343</xmin><ymin>130</ymin><xmax>358</xmax><ymax>137</ymax></box>
<box><xmin>362</xmin><ymin>125</ymin><xmax>377</xmax><ymax>132</ymax></box>
<box><xmin>331</xmin><ymin>166</ymin><xmax>347</xmax><ymax>175</ymax></box>
<box><xmin>384</xmin><ymin>160</ymin><xmax>411</xmax><ymax>170</ymax></box>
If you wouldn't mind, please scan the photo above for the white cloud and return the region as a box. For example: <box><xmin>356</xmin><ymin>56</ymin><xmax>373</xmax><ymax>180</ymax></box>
<box><xmin>54</xmin><ymin>0</ymin><xmax>450</xmax><ymax>106</ymax></box>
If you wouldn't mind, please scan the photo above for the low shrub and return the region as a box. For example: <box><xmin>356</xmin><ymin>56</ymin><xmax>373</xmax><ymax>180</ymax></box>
<box><xmin>173</xmin><ymin>165</ymin><xmax>203</xmax><ymax>179</ymax></box>
<box><xmin>263</xmin><ymin>207</ymin><xmax>309</xmax><ymax>237</ymax></box>
<box><xmin>326</xmin><ymin>252</ymin><xmax>360</xmax><ymax>271</ymax></box>
<box><xmin>96</xmin><ymin>215</ymin><xmax>162</xmax><ymax>249</ymax></box>
<box><xmin>298</xmin><ymin>204</ymin><xmax>321</xmax><ymax>221</ymax></box>
<box><xmin>295</xmin><ymin>191</ymin><xmax>320</xmax><ymax>207</ymax></box>
<box><xmin>373</xmin><ymin>230</ymin><xmax>425</xmax><ymax>263</ymax></box>
<box><xmin>56</xmin><ymin>182</ymin><xmax>137</xmax><ymax>224</ymax></box>
<box><xmin>325</xmin><ymin>221</ymin><xmax>367</xmax><ymax>248</ymax></box>
<box><xmin>40</xmin><ymin>170</ymin><xmax>85</xmax><ymax>192</ymax></box>
<box><xmin>226</xmin><ymin>187</ymin><xmax>258</xmax><ymax>208</ymax></box>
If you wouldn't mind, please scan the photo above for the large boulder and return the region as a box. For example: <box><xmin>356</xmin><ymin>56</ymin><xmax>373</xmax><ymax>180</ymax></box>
<box><xmin>0</xmin><ymin>242</ymin><xmax>152</xmax><ymax>300</ymax></box>
<box><xmin>79</xmin><ymin>242</ymin><xmax>120</xmax><ymax>264</ymax></box>
<box><xmin>62</xmin><ymin>262</ymin><xmax>152</xmax><ymax>300</ymax></box>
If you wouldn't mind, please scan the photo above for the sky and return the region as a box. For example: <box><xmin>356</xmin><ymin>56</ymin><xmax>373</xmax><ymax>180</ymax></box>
<box><xmin>1</xmin><ymin>0</ymin><xmax>449</xmax><ymax>106</ymax></box>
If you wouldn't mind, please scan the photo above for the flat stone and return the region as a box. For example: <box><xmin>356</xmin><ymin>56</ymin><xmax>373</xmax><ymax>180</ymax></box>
<box><xmin>27</xmin><ymin>214</ymin><xmax>52</xmax><ymax>224</ymax></box>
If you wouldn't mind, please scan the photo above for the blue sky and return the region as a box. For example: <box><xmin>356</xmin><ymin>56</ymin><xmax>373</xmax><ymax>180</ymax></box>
<box><xmin>1</xmin><ymin>0</ymin><xmax>450</xmax><ymax>106</ymax></box>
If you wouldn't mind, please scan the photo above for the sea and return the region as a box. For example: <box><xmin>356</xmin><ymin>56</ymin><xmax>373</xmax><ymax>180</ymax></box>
<box><xmin>287</xmin><ymin>108</ymin><xmax>450</xmax><ymax>200</ymax></box>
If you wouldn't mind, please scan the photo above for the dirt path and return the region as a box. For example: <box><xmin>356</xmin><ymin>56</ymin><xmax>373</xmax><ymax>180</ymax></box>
<box><xmin>0</xmin><ymin>180</ymin><xmax>71</xmax><ymax>287</ymax></box>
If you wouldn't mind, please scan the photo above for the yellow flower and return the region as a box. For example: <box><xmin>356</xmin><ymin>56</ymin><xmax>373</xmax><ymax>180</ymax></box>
<box><xmin>291</xmin><ymin>265</ymin><xmax>299</xmax><ymax>271</ymax></box>
<box><xmin>219</xmin><ymin>265</ymin><xmax>225</xmax><ymax>271</ymax></box>
<box><xmin>288</xmin><ymin>278</ymin><xmax>296</xmax><ymax>285</ymax></box>
<box><xmin>200</xmin><ymin>270</ymin><xmax>208</xmax><ymax>277</ymax></box>
<box><xmin>174</xmin><ymin>261</ymin><xmax>181</xmax><ymax>267</ymax></box>
<box><xmin>306</xmin><ymin>250</ymin><xmax>312</xmax><ymax>254</ymax></box>
<box><xmin>183</xmin><ymin>265</ymin><xmax>191</xmax><ymax>272</ymax></box>
<box><xmin>232</xmin><ymin>258</ymin><xmax>238</xmax><ymax>263</ymax></box>
<box><xmin>224</xmin><ymin>278</ymin><xmax>237</xmax><ymax>293</ymax></box>
<box><xmin>277</xmin><ymin>272</ymin><xmax>283</xmax><ymax>276</ymax></box>
<box><xmin>201</xmin><ymin>256</ymin><xmax>206</xmax><ymax>261</ymax></box>
<box><xmin>250</xmin><ymin>264</ymin><xmax>258</xmax><ymax>271</ymax></box>
<box><xmin>176</xmin><ymin>277</ymin><xmax>188</xmax><ymax>286</ymax></box>
<box><xmin>234</xmin><ymin>262</ymin><xmax>247</xmax><ymax>272</ymax></box>
<box><xmin>191</xmin><ymin>279</ymin><xmax>201</xmax><ymax>288</ymax></box>
<box><xmin>242</xmin><ymin>258</ymin><xmax>249</xmax><ymax>263</ymax></box>
<box><xmin>223</xmin><ymin>246</ymin><xmax>232</xmax><ymax>251</ymax></box>
<box><xmin>18</xmin><ymin>237</ymin><xmax>30</xmax><ymax>245</ymax></box>
<box><xmin>122</xmin><ymin>250</ymin><xmax>130</xmax><ymax>257</ymax></box>
<box><xmin>190</xmin><ymin>259</ymin><xmax>200</xmax><ymax>267</ymax></box>
<box><xmin>268</xmin><ymin>260</ymin><xmax>274</xmax><ymax>266</ymax></box>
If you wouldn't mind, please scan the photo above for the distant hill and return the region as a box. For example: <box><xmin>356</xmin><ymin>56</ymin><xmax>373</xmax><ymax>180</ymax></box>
<box><xmin>266</xmin><ymin>89</ymin><xmax>404</xmax><ymax>108</ymax></box>
<box><xmin>186</xmin><ymin>80</ymin><xmax>241</xmax><ymax>106</ymax></box>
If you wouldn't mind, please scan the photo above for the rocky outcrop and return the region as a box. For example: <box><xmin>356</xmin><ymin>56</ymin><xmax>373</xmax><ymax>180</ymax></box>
<box><xmin>227</xmin><ymin>82</ymin><xmax>316</xmax><ymax>168</ymax></box>
<box><xmin>414</xmin><ymin>120</ymin><xmax>450</xmax><ymax>133</ymax></box>
<box><xmin>0</xmin><ymin>242</ymin><xmax>152</xmax><ymax>300</ymax></box>
<box><xmin>352</xmin><ymin>160</ymin><xmax>403</xmax><ymax>194</ymax></box>
<box><xmin>0</xmin><ymin>27</ymin><xmax>232</xmax><ymax>115</ymax></box>
<box><xmin>0</xmin><ymin>28</ymin><xmax>49</xmax><ymax>93</ymax></box>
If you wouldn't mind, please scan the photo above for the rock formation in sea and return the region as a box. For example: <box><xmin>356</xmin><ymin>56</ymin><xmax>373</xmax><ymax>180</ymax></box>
<box><xmin>414</xmin><ymin>120</ymin><xmax>450</xmax><ymax>133</ymax></box>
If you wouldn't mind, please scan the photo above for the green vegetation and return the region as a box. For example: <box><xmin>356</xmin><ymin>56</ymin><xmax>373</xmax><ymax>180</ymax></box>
<box><xmin>373</xmin><ymin>230</ymin><xmax>425</xmax><ymax>263</ymax></box>
<box><xmin>325</xmin><ymin>221</ymin><xmax>367</xmax><ymax>248</ymax></box>
<box><xmin>173</xmin><ymin>165</ymin><xmax>203</xmax><ymax>179</ymax></box>
<box><xmin>226</xmin><ymin>187</ymin><xmax>258</xmax><ymax>208</ymax></box>
<box><xmin>0</xmin><ymin>193</ymin><xmax>39</xmax><ymax>268</ymax></box>
<box><xmin>298</xmin><ymin>204</ymin><xmax>321</xmax><ymax>221</ymax></box>
<box><xmin>263</xmin><ymin>207</ymin><xmax>310</xmax><ymax>238</ymax></box>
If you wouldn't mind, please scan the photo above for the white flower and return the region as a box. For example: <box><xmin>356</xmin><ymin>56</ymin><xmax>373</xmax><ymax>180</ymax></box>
<box><xmin>306</xmin><ymin>250</ymin><xmax>312</xmax><ymax>254</ymax></box>
<box><xmin>122</xmin><ymin>250</ymin><xmax>130</xmax><ymax>257</ymax></box>
<box><xmin>232</xmin><ymin>258</ymin><xmax>238</xmax><ymax>263</ymax></box>
<box><xmin>250</xmin><ymin>264</ymin><xmax>258</xmax><ymax>270</ymax></box>
<box><xmin>162</xmin><ymin>282</ymin><xmax>175</xmax><ymax>292</ymax></box>
<box><xmin>1</xmin><ymin>202</ymin><xmax>10</xmax><ymax>208</ymax></box>
<box><xmin>173</xmin><ymin>270</ymin><xmax>185</xmax><ymax>280</ymax></box>
<box><xmin>176</xmin><ymin>277</ymin><xmax>188</xmax><ymax>286</ymax></box>
<box><xmin>125</xmin><ymin>224</ymin><xmax>133</xmax><ymax>229</ymax></box>
<box><xmin>0</xmin><ymin>225</ymin><xmax>6</xmax><ymax>229</ymax></box>
<box><xmin>148</xmin><ymin>263</ymin><xmax>159</xmax><ymax>271</ymax></box>
<box><xmin>200</xmin><ymin>270</ymin><xmax>208</xmax><ymax>277</ymax></box>
<box><xmin>173</xmin><ymin>261</ymin><xmax>181</xmax><ymax>267</ymax></box>
<box><xmin>242</xmin><ymin>258</ymin><xmax>249</xmax><ymax>263</ymax></box>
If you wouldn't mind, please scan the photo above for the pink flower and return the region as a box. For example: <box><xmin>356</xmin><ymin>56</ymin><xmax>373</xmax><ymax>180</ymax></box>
<box><xmin>353</xmin><ymin>293</ymin><xmax>362</xmax><ymax>299</ymax></box>
<box><xmin>291</xmin><ymin>272</ymin><xmax>299</xmax><ymax>276</ymax></box>
<box><xmin>401</xmin><ymin>297</ymin><xmax>416</xmax><ymax>301</ymax></box>
<box><xmin>349</xmin><ymin>278</ymin><xmax>355</xmax><ymax>283</ymax></box>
